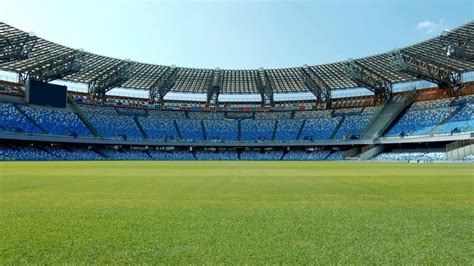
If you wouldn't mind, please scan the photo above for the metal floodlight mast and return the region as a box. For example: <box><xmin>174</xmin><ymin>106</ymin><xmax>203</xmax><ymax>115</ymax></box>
<box><xmin>391</xmin><ymin>49</ymin><xmax>462</xmax><ymax>89</ymax></box>
<box><xmin>19</xmin><ymin>50</ymin><xmax>86</xmax><ymax>83</ymax></box>
<box><xmin>344</xmin><ymin>59</ymin><xmax>392</xmax><ymax>101</ymax></box>
<box><xmin>207</xmin><ymin>68</ymin><xmax>221</xmax><ymax>106</ymax></box>
<box><xmin>88</xmin><ymin>60</ymin><xmax>133</xmax><ymax>99</ymax></box>
<box><xmin>301</xmin><ymin>65</ymin><xmax>331</xmax><ymax>106</ymax></box>
<box><xmin>149</xmin><ymin>65</ymin><xmax>178</xmax><ymax>104</ymax></box>
<box><xmin>257</xmin><ymin>68</ymin><xmax>274</xmax><ymax>107</ymax></box>
<box><xmin>0</xmin><ymin>32</ymin><xmax>37</xmax><ymax>62</ymax></box>
<box><xmin>441</xmin><ymin>29</ymin><xmax>474</xmax><ymax>61</ymax></box>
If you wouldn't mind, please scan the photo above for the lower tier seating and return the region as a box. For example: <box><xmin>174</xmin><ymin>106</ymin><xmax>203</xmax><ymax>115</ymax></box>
<box><xmin>374</xmin><ymin>151</ymin><xmax>447</xmax><ymax>161</ymax></box>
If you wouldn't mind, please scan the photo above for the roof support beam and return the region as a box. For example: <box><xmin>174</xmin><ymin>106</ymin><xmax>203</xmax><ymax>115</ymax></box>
<box><xmin>207</xmin><ymin>68</ymin><xmax>221</xmax><ymax>107</ymax></box>
<box><xmin>301</xmin><ymin>65</ymin><xmax>331</xmax><ymax>108</ymax></box>
<box><xmin>19</xmin><ymin>50</ymin><xmax>85</xmax><ymax>83</ymax></box>
<box><xmin>0</xmin><ymin>32</ymin><xmax>37</xmax><ymax>62</ymax></box>
<box><xmin>88</xmin><ymin>60</ymin><xmax>132</xmax><ymax>100</ymax></box>
<box><xmin>257</xmin><ymin>68</ymin><xmax>274</xmax><ymax>107</ymax></box>
<box><xmin>441</xmin><ymin>29</ymin><xmax>474</xmax><ymax>61</ymax></box>
<box><xmin>391</xmin><ymin>49</ymin><xmax>462</xmax><ymax>89</ymax></box>
<box><xmin>344</xmin><ymin>59</ymin><xmax>392</xmax><ymax>101</ymax></box>
<box><xmin>149</xmin><ymin>65</ymin><xmax>177</xmax><ymax>104</ymax></box>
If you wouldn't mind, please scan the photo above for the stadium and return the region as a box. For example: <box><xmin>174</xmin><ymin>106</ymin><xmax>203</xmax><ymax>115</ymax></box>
<box><xmin>0</xmin><ymin>1</ymin><xmax>473</xmax><ymax>263</ymax></box>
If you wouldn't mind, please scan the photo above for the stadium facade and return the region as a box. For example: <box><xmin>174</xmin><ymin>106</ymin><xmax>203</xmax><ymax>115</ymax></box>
<box><xmin>0</xmin><ymin>22</ymin><xmax>473</xmax><ymax>162</ymax></box>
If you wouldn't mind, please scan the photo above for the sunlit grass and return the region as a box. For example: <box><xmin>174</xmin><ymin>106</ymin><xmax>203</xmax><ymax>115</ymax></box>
<box><xmin>0</xmin><ymin>161</ymin><xmax>472</xmax><ymax>264</ymax></box>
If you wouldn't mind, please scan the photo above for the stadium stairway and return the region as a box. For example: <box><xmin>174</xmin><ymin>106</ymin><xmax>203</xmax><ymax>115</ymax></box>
<box><xmin>343</xmin><ymin>146</ymin><xmax>361</xmax><ymax>160</ymax></box>
<box><xmin>200</xmin><ymin>121</ymin><xmax>207</xmax><ymax>140</ymax></box>
<box><xmin>237</xmin><ymin>120</ymin><xmax>242</xmax><ymax>141</ymax></box>
<box><xmin>13</xmin><ymin>104</ymin><xmax>47</xmax><ymax>134</ymax></box>
<box><xmin>133</xmin><ymin>116</ymin><xmax>148</xmax><ymax>139</ymax></box>
<box><xmin>68</xmin><ymin>96</ymin><xmax>100</xmax><ymax>137</ymax></box>
<box><xmin>446</xmin><ymin>140</ymin><xmax>474</xmax><ymax>160</ymax></box>
<box><xmin>173</xmin><ymin>120</ymin><xmax>183</xmax><ymax>139</ymax></box>
<box><xmin>271</xmin><ymin>120</ymin><xmax>278</xmax><ymax>140</ymax></box>
<box><xmin>330</xmin><ymin>116</ymin><xmax>346</xmax><ymax>139</ymax></box>
<box><xmin>359</xmin><ymin>144</ymin><xmax>386</xmax><ymax>160</ymax></box>
<box><xmin>360</xmin><ymin>90</ymin><xmax>417</xmax><ymax>140</ymax></box>
<box><xmin>296</xmin><ymin>120</ymin><xmax>306</xmax><ymax>140</ymax></box>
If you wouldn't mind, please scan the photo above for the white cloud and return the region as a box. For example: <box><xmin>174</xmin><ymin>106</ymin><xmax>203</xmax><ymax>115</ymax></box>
<box><xmin>416</xmin><ymin>19</ymin><xmax>447</xmax><ymax>34</ymax></box>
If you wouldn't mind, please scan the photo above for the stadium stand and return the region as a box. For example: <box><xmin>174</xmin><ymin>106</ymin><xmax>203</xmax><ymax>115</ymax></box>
<box><xmin>87</xmin><ymin>114</ymin><xmax>143</xmax><ymax>139</ymax></box>
<box><xmin>326</xmin><ymin>151</ymin><xmax>345</xmax><ymax>160</ymax></box>
<box><xmin>42</xmin><ymin>145</ymin><xmax>104</xmax><ymax>160</ymax></box>
<box><xmin>99</xmin><ymin>148</ymin><xmax>151</xmax><ymax>160</ymax></box>
<box><xmin>386</xmin><ymin>106</ymin><xmax>457</xmax><ymax>137</ymax></box>
<box><xmin>240</xmin><ymin>120</ymin><xmax>276</xmax><ymax>141</ymax></box>
<box><xmin>274</xmin><ymin>119</ymin><xmax>303</xmax><ymax>141</ymax></box>
<box><xmin>0</xmin><ymin>145</ymin><xmax>57</xmax><ymax>160</ymax></box>
<box><xmin>18</xmin><ymin>105</ymin><xmax>92</xmax><ymax>137</ymax></box>
<box><xmin>148</xmin><ymin>150</ymin><xmax>195</xmax><ymax>160</ymax></box>
<box><xmin>374</xmin><ymin>151</ymin><xmax>448</xmax><ymax>162</ymax></box>
<box><xmin>300</xmin><ymin>117</ymin><xmax>341</xmax><ymax>140</ymax></box>
<box><xmin>176</xmin><ymin>119</ymin><xmax>204</xmax><ymax>141</ymax></box>
<box><xmin>0</xmin><ymin>102</ymin><xmax>41</xmax><ymax>133</ymax></box>
<box><xmin>240</xmin><ymin>150</ymin><xmax>283</xmax><ymax>160</ymax></box>
<box><xmin>195</xmin><ymin>150</ymin><xmax>238</xmax><ymax>160</ymax></box>
<box><xmin>204</xmin><ymin>119</ymin><xmax>238</xmax><ymax>141</ymax></box>
<box><xmin>334</xmin><ymin>115</ymin><xmax>372</xmax><ymax>139</ymax></box>
<box><xmin>137</xmin><ymin>117</ymin><xmax>178</xmax><ymax>140</ymax></box>
<box><xmin>0</xmin><ymin>22</ymin><xmax>473</xmax><ymax>162</ymax></box>
<box><xmin>282</xmin><ymin>150</ymin><xmax>331</xmax><ymax>160</ymax></box>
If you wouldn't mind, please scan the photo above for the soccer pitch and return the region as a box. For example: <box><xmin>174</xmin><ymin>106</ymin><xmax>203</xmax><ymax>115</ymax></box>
<box><xmin>0</xmin><ymin>161</ymin><xmax>472</xmax><ymax>264</ymax></box>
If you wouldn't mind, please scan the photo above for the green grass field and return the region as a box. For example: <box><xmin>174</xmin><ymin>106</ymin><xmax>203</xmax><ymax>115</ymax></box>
<box><xmin>0</xmin><ymin>161</ymin><xmax>472</xmax><ymax>264</ymax></box>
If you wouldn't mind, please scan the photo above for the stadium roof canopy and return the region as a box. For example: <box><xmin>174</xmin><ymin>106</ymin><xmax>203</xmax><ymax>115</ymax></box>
<box><xmin>0</xmin><ymin>21</ymin><xmax>473</xmax><ymax>96</ymax></box>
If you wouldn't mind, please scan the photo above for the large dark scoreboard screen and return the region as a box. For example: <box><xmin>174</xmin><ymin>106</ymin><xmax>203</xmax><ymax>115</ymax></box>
<box><xmin>26</xmin><ymin>80</ymin><xmax>67</xmax><ymax>108</ymax></box>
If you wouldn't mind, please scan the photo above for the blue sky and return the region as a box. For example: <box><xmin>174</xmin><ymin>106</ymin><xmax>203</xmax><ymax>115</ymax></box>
<box><xmin>0</xmin><ymin>0</ymin><xmax>472</xmax><ymax>69</ymax></box>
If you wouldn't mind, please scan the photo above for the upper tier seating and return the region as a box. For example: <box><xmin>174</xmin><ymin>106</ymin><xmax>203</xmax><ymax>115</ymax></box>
<box><xmin>240</xmin><ymin>120</ymin><xmax>276</xmax><ymax>141</ymax></box>
<box><xmin>80</xmin><ymin>104</ymin><xmax>117</xmax><ymax>115</ymax></box>
<box><xmin>19</xmin><ymin>105</ymin><xmax>92</xmax><ymax>137</ymax></box>
<box><xmin>254</xmin><ymin>112</ymin><xmax>292</xmax><ymax>120</ymax></box>
<box><xmin>334</xmin><ymin>115</ymin><xmax>372</xmax><ymax>139</ymax></box>
<box><xmin>226</xmin><ymin>112</ymin><xmax>253</xmax><ymax>119</ymax></box>
<box><xmin>410</xmin><ymin>98</ymin><xmax>453</xmax><ymax>110</ymax></box>
<box><xmin>300</xmin><ymin>117</ymin><xmax>341</xmax><ymax>140</ymax></box>
<box><xmin>294</xmin><ymin>110</ymin><xmax>331</xmax><ymax>119</ymax></box>
<box><xmin>333</xmin><ymin>107</ymin><xmax>363</xmax><ymax>116</ymax></box>
<box><xmin>435</xmin><ymin>104</ymin><xmax>473</xmax><ymax>134</ymax></box>
<box><xmin>87</xmin><ymin>114</ymin><xmax>143</xmax><ymax>139</ymax></box>
<box><xmin>0</xmin><ymin>102</ymin><xmax>40</xmax><ymax>133</ymax></box>
<box><xmin>116</xmin><ymin>107</ymin><xmax>147</xmax><ymax>116</ymax></box>
<box><xmin>386</xmin><ymin>106</ymin><xmax>456</xmax><ymax>136</ymax></box>
<box><xmin>176</xmin><ymin>119</ymin><xmax>203</xmax><ymax>140</ymax></box>
<box><xmin>188</xmin><ymin>112</ymin><xmax>226</xmax><ymax>120</ymax></box>
<box><xmin>147</xmin><ymin>110</ymin><xmax>186</xmax><ymax>119</ymax></box>
<box><xmin>137</xmin><ymin>117</ymin><xmax>178</xmax><ymax>140</ymax></box>
<box><xmin>204</xmin><ymin>119</ymin><xmax>238</xmax><ymax>141</ymax></box>
<box><xmin>274</xmin><ymin>119</ymin><xmax>303</xmax><ymax>141</ymax></box>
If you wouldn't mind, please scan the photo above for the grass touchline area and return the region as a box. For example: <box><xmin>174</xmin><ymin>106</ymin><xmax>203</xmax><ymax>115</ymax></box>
<box><xmin>0</xmin><ymin>161</ymin><xmax>472</xmax><ymax>264</ymax></box>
